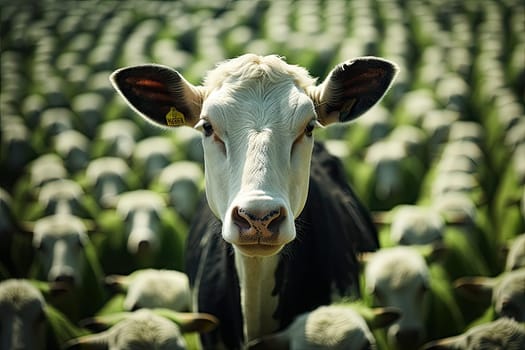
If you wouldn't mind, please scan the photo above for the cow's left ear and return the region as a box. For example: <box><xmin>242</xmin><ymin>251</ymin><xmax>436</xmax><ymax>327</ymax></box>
<box><xmin>110</xmin><ymin>64</ymin><xmax>205</xmax><ymax>128</ymax></box>
<box><xmin>310</xmin><ymin>57</ymin><xmax>398</xmax><ymax>125</ymax></box>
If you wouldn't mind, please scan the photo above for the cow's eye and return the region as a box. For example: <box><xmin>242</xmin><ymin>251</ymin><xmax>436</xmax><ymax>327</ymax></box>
<box><xmin>202</xmin><ymin>122</ymin><xmax>214</xmax><ymax>137</ymax></box>
<box><xmin>305</xmin><ymin>120</ymin><xmax>316</xmax><ymax>137</ymax></box>
<box><xmin>195</xmin><ymin>119</ymin><xmax>214</xmax><ymax>137</ymax></box>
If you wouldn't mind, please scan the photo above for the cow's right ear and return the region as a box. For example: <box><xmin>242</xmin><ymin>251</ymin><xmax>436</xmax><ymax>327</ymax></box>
<box><xmin>110</xmin><ymin>65</ymin><xmax>205</xmax><ymax>128</ymax></box>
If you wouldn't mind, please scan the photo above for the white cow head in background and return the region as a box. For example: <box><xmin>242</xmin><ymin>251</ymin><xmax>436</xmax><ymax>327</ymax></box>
<box><xmin>32</xmin><ymin>214</ymin><xmax>89</xmax><ymax>288</ymax></box>
<box><xmin>111</xmin><ymin>54</ymin><xmax>397</xmax><ymax>258</ymax></box>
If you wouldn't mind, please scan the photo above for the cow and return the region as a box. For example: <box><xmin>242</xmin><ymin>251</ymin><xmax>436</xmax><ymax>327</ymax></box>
<box><xmin>110</xmin><ymin>53</ymin><xmax>397</xmax><ymax>348</ymax></box>
<box><xmin>422</xmin><ymin>317</ymin><xmax>525</xmax><ymax>350</ymax></box>
<box><xmin>96</xmin><ymin>189</ymin><xmax>186</xmax><ymax>273</ymax></box>
<box><xmin>24</xmin><ymin>179</ymin><xmax>98</xmax><ymax>221</ymax></box>
<box><xmin>12</xmin><ymin>153</ymin><xmax>68</xmax><ymax>218</ymax></box>
<box><xmin>362</xmin><ymin>246</ymin><xmax>464</xmax><ymax>350</ymax></box>
<box><xmin>151</xmin><ymin>160</ymin><xmax>204</xmax><ymax>223</ymax></box>
<box><xmin>454</xmin><ymin>268</ymin><xmax>525</xmax><ymax>324</ymax></box>
<box><xmin>65</xmin><ymin>308</ymin><xmax>219</xmax><ymax>350</ymax></box>
<box><xmin>357</xmin><ymin>139</ymin><xmax>423</xmax><ymax>210</ymax></box>
<box><xmin>53</xmin><ymin>129</ymin><xmax>90</xmax><ymax>175</ymax></box>
<box><xmin>132</xmin><ymin>136</ymin><xmax>176</xmax><ymax>186</ymax></box>
<box><xmin>91</xmin><ymin>119</ymin><xmax>141</xmax><ymax>160</ymax></box>
<box><xmin>103</xmin><ymin>268</ymin><xmax>191</xmax><ymax>313</ymax></box>
<box><xmin>247</xmin><ymin>303</ymin><xmax>400</xmax><ymax>350</ymax></box>
<box><xmin>29</xmin><ymin>214</ymin><xmax>107</xmax><ymax>321</ymax></box>
<box><xmin>389</xmin><ymin>205</ymin><xmax>445</xmax><ymax>246</ymax></box>
<box><xmin>0</xmin><ymin>278</ymin><xmax>87</xmax><ymax>350</ymax></box>
<box><xmin>0</xmin><ymin>115</ymin><xmax>36</xmax><ymax>189</ymax></box>
<box><xmin>84</xmin><ymin>156</ymin><xmax>140</xmax><ymax>209</ymax></box>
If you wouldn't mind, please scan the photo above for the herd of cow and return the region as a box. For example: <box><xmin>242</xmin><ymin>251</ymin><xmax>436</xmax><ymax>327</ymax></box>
<box><xmin>1</xmin><ymin>1</ymin><xmax>524</xmax><ymax>350</ymax></box>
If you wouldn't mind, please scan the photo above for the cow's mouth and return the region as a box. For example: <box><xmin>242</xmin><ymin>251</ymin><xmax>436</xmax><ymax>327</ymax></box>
<box><xmin>235</xmin><ymin>242</ymin><xmax>284</xmax><ymax>257</ymax></box>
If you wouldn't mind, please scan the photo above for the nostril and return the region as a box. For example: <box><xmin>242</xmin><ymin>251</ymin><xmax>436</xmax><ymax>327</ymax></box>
<box><xmin>137</xmin><ymin>240</ymin><xmax>150</xmax><ymax>253</ymax></box>
<box><xmin>267</xmin><ymin>207</ymin><xmax>286</xmax><ymax>234</ymax></box>
<box><xmin>232</xmin><ymin>206</ymin><xmax>252</xmax><ymax>231</ymax></box>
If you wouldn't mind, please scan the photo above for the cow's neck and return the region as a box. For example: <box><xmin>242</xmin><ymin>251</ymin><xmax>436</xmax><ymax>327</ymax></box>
<box><xmin>234</xmin><ymin>252</ymin><xmax>280</xmax><ymax>342</ymax></box>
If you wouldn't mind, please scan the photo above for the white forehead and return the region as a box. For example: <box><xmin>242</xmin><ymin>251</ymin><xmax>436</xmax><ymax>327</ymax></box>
<box><xmin>116</xmin><ymin>190</ymin><xmax>164</xmax><ymax>217</ymax></box>
<box><xmin>86</xmin><ymin>157</ymin><xmax>130</xmax><ymax>180</ymax></box>
<box><xmin>204</xmin><ymin>82</ymin><xmax>315</xmax><ymax>131</ymax></box>
<box><xmin>0</xmin><ymin>279</ymin><xmax>45</xmax><ymax>311</ymax></box>
<box><xmin>203</xmin><ymin>54</ymin><xmax>316</xmax><ymax>92</ymax></box>
<box><xmin>298</xmin><ymin>305</ymin><xmax>372</xmax><ymax>349</ymax></box>
<box><xmin>202</xmin><ymin>55</ymin><xmax>317</xmax><ymax>129</ymax></box>
<box><xmin>365</xmin><ymin>247</ymin><xmax>429</xmax><ymax>289</ymax></box>
<box><xmin>34</xmin><ymin>215</ymin><xmax>86</xmax><ymax>239</ymax></box>
<box><xmin>109</xmin><ymin>309</ymin><xmax>184</xmax><ymax>349</ymax></box>
<box><xmin>126</xmin><ymin>269</ymin><xmax>190</xmax><ymax>310</ymax></box>
<box><xmin>38</xmin><ymin>180</ymin><xmax>83</xmax><ymax>202</ymax></box>
<box><xmin>390</xmin><ymin>205</ymin><xmax>444</xmax><ymax>244</ymax></box>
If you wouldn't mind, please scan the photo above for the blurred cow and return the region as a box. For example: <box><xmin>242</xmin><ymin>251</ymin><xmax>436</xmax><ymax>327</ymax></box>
<box><xmin>84</xmin><ymin>157</ymin><xmax>139</xmax><ymax>209</ymax></box>
<box><xmin>422</xmin><ymin>317</ymin><xmax>525</xmax><ymax>350</ymax></box>
<box><xmin>53</xmin><ymin>129</ymin><xmax>90</xmax><ymax>175</ymax></box>
<box><xmin>103</xmin><ymin>268</ymin><xmax>191</xmax><ymax>312</ymax></box>
<box><xmin>388</xmin><ymin>205</ymin><xmax>445</xmax><ymax>246</ymax></box>
<box><xmin>0</xmin><ymin>278</ymin><xmax>47</xmax><ymax>350</ymax></box>
<box><xmin>357</xmin><ymin>139</ymin><xmax>423</xmax><ymax>211</ymax></box>
<box><xmin>91</xmin><ymin>119</ymin><xmax>141</xmax><ymax>160</ymax></box>
<box><xmin>247</xmin><ymin>304</ymin><xmax>400</xmax><ymax>350</ymax></box>
<box><xmin>29</xmin><ymin>214</ymin><xmax>107</xmax><ymax>321</ymax></box>
<box><xmin>12</xmin><ymin>154</ymin><xmax>68</xmax><ymax>217</ymax></box>
<box><xmin>97</xmin><ymin>190</ymin><xmax>186</xmax><ymax>274</ymax></box>
<box><xmin>0</xmin><ymin>279</ymin><xmax>86</xmax><ymax>350</ymax></box>
<box><xmin>24</xmin><ymin>179</ymin><xmax>97</xmax><ymax>221</ymax></box>
<box><xmin>65</xmin><ymin>308</ymin><xmax>218</xmax><ymax>350</ymax></box>
<box><xmin>37</xmin><ymin>108</ymin><xmax>75</xmax><ymax>149</ymax></box>
<box><xmin>455</xmin><ymin>268</ymin><xmax>525</xmax><ymax>323</ymax></box>
<box><xmin>363</xmin><ymin>246</ymin><xmax>464</xmax><ymax>350</ymax></box>
<box><xmin>132</xmin><ymin>136</ymin><xmax>176</xmax><ymax>186</ymax></box>
<box><xmin>151</xmin><ymin>161</ymin><xmax>204</xmax><ymax>223</ymax></box>
<box><xmin>0</xmin><ymin>116</ymin><xmax>36</xmax><ymax>188</ymax></box>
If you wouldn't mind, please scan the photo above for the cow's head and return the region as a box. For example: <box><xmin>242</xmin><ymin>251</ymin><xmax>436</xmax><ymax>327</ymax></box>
<box><xmin>111</xmin><ymin>54</ymin><xmax>397</xmax><ymax>257</ymax></box>
<box><xmin>32</xmin><ymin>214</ymin><xmax>89</xmax><ymax>289</ymax></box>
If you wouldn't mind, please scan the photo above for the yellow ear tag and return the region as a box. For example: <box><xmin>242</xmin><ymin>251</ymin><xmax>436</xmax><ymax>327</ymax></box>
<box><xmin>165</xmin><ymin>107</ymin><xmax>185</xmax><ymax>126</ymax></box>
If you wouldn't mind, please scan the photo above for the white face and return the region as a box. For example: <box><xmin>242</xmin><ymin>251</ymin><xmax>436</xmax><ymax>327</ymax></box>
<box><xmin>110</xmin><ymin>54</ymin><xmax>399</xmax><ymax>258</ymax></box>
<box><xmin>0</xmin><ymin>281</ymin><xmax>47</xmax><ymax>350</ymax></box>
<box><xmin>199</xmin><ymin>79</ymin><xmax>317</xmax><ymax>257</ymax></box>
<box><xmin>365</xmin><ymin>248</ymin><xmax>429</xmax><ymax>349</ymax></box>
<box><xmin>33</xmin><ymin>218</ymin><xmax>87</xmax><ymax>288</ymax></box>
